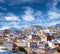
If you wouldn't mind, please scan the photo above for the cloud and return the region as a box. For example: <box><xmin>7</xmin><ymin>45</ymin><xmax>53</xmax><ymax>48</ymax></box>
<box><xmin>0</xmin><ymin>12</ymin><xmax>3</xmax><ymax>16</ymax></box>
<box><xmin>1</xmin><ymin>21</ymin><xmax>20</xmax><ymax>26</ymax></box>
<box><xmin>0</xmin><ymin>0</ymin><xmax>60</xmax><ymax>29</ymax></box>
<box><xmin>0</xmin><ymin>6</ymin><xmax>7</xmax><ymax>11</ymax></box>
<box><xmin>48</xmin><ymin>11</ymin><xmax>60</xmax><ymax>19</ymax></box>
<box><xmin>4</xmin><ymin>13</ymin><xmax>21</xmax><ymax>21</ymax></box>
<box><xmin>0</xmin><ymin>21</ymin><xmax>21</xmax><ymax>30</ymax></box>
<box><xmin>11</xmin><ymin>22</ymin><xmax>20</xmax><ymax>26</ymax></box>
<box><xmin>7</xmin><ymin>0</ymin><xmax>40</xmax><ymax>6</ymax></box>
<box><xmin>47</xmin><ymin>0</ymin><xmax>57</xmax><ymax>10</ymax></box>
<box><xmin>46</xmin><ymin>10</ymin><xmax>60</xmax><ymax>26</ymax></box>
<box><xmin>48</xmin><ymin>20</ymin><xmax>60</xmax><ymax>26</ymax></box>
<box><xmin>47</xmin><ymin>0</ymin><xmax>60</xmax><ymax>11</ymax></box>
<box><xmin>0</xmin><ymin>13</ymin><xmax>22</xmax><ymax>30</ymax></box>
<box><xmin>22</xmin><ymin>7</ymin><xmax>50</xmax><ymax>25</ymax></box>
<box><xmin>34</xmin><ymin>11</ymin><xmax>44</xmax><ymax>20</ymax></box>
<box><xmin>46</xmin><ymin>0</ymin><xmax>60</xmax><ymax>26</ymax></box>
<box><xmin>34</xmin><ymin>11</ymin><xmax>42</xmax><ymax>18</ymax></box>
<box><xmin>22</xmin><ymin>14</ymin><xmax>35</xmax><ymax>22</ymax></box>
<box><xmin>22</xmin><ymin>7</ymin><xmax>35</xmax><ymax>22</ymax></box>
<box><xmin>0</xmin><ymin>26</ymin><xmax>10</xmax><ymax>30</ymax></box>
<box><xmin>0</xmin><ymin>0</ymin><xmax>5</xmax><ymax>3</ymax></box>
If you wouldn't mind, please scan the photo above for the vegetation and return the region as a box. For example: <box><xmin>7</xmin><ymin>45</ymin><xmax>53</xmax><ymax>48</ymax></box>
<box><xmin>2</xmin><ymin>48</ymin><xmax>8</xmax><ymax>50</ymax></box>
<box><xmin>17</xmin><ymin>46</ymin><xmax>27</xmax><ymax>54</ymax></box>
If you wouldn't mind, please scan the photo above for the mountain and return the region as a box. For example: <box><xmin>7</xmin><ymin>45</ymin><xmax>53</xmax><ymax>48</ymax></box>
<box><xmin>49</xmin><ymin>24</ymin><xmax>60</xmax><ymax>28</ymax></box>
<box><xmin>18</xmin><ymin>25</ymin><xmax>43</xmax><ymax>35</ymax></box>
<box><xmin>54</xmin><ymin>24</ymin><xmax>60</xmax><ymax>28</ymax></box>
<box><xmin>29</xmin><ymin>25</ymin><xmax>43</xmax><ymax>30</ymax></box>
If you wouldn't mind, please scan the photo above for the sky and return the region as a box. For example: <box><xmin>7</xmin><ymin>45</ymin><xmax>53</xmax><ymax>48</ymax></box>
<box><xmin>0</xmin><ymin>0</ymin><xmax>60</xmax><ymax>30</ymax></box>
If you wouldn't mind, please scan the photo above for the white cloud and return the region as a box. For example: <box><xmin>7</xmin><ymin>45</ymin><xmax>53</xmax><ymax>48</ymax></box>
<box><xmin>34</xmin><ymin>11</ymin><xmax>41</xmax><ymax>16</ymax></box>
<box><xmin>4</xmin><ymin>13</ymin><xmax>21</xmax><ymax>21</ymax></box>
<box><xmin>10</xmin><ymin>25</ymin><xmax>20</xmax><ymax>29</ymax></box>
<box><xmin>21</xmin><ymin>0</ymin><xmax>40</xmax><ymax>2</ymax></box>
<box><xmin>48</xmin><ymin>11</ymin><xmax>60</xmax><ymax>19</ymax></box>
<box><xmin>22</xmin><ymin>7</ymin><xmax>35</xmax><ymax>22</ymax></box>
<box><xmin>8</xmin><ymin>0</ymin><xmax>40</xmax><ymax>6</ymax></box>
<box><xmin>24</xmin><ymin>7</ymin><xmax>33</xmax><ymax>14</ymax></box>
<box><xmin>0</xmin><ymin>21</ymin><xmax>21</xmax><ymax>30</ymax></box>
<box><xmin>47</xmin><ymin>0</ymin><xmax>59</xmax><ymax>11</ymax></box>
<box><xmin>22</xmin><ymin>7</ymin><xmax>47</xmax><ymax>24</ymax></box>
<box><xmin>0</xmin><ymin>0</ymin><xmax>5</xmax><ymax>3</ymax></box>
<box><xmin>22</xmin><ymin>14</ymin><xmax>35</xmax><ymax>21</ymax></box>
<box><xmin>46</xmin><ymin>0</ymin><xmax>60</xmax><ymax>25</ymax></box>
<box><xmin>52</xmin><ymin>0</ymin><xmax>58</xmax><ymax>7</ymax></box>
<box><xmin>48</xmin><ymin>21</ymin><xmax>60</xmax><ymax>26</ymax></box>
<box><xmin>34</xmin><ymin>11</ymin><xmax>43</xmax><ymax>19</ymax></box>
<box><xmin>0</xmin><ymin>21</ymin><xmax>20</xmax><ymax>27</ymax></box>
<box><xmin>0</xmin><ymin>6</ymin><xmax>7</xmax><ymax>11</ymax></box>
<box><xmin>0</xmin><ymin>12</ymin><xmax>3</xmax><ymax>16</ymax></box>
<box><xmin>0</xmin><ymin>26</ymin><xmax>10</xmax><ymax>30</ymax></box>
<box><xmin>11</xmin><ymin>22</ymin><xmax>19</xmax><ymax>26</ymax></box>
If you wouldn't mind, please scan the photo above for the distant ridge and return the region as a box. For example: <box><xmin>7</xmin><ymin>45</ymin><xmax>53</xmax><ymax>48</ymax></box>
<box><xmin>51</xmin><ymin>24</ymin><xmax>60</xmax><ymax>28</ymax></box>
<box><xmin>55</xmin><ymin>24</ymin><xmax>60</xmax><ymax>28</ymax></box>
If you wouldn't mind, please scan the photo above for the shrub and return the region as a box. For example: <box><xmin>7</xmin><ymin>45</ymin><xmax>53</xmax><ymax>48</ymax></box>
<box><xmin>17</xmin><ymin>46</ymin><xmax>27</xmax><ymax>54</ymax></box>
<box><xmin>2</xmin><ymin>48</ymin><xmax>8</xmax><ymax>50</ymax></box>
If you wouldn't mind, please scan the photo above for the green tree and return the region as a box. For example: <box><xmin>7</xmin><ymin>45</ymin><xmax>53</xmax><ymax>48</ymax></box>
<box><xmin>17</xmin><ymin>46</ymin><xmax>27</xmax><ymax>54</ymax></box>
